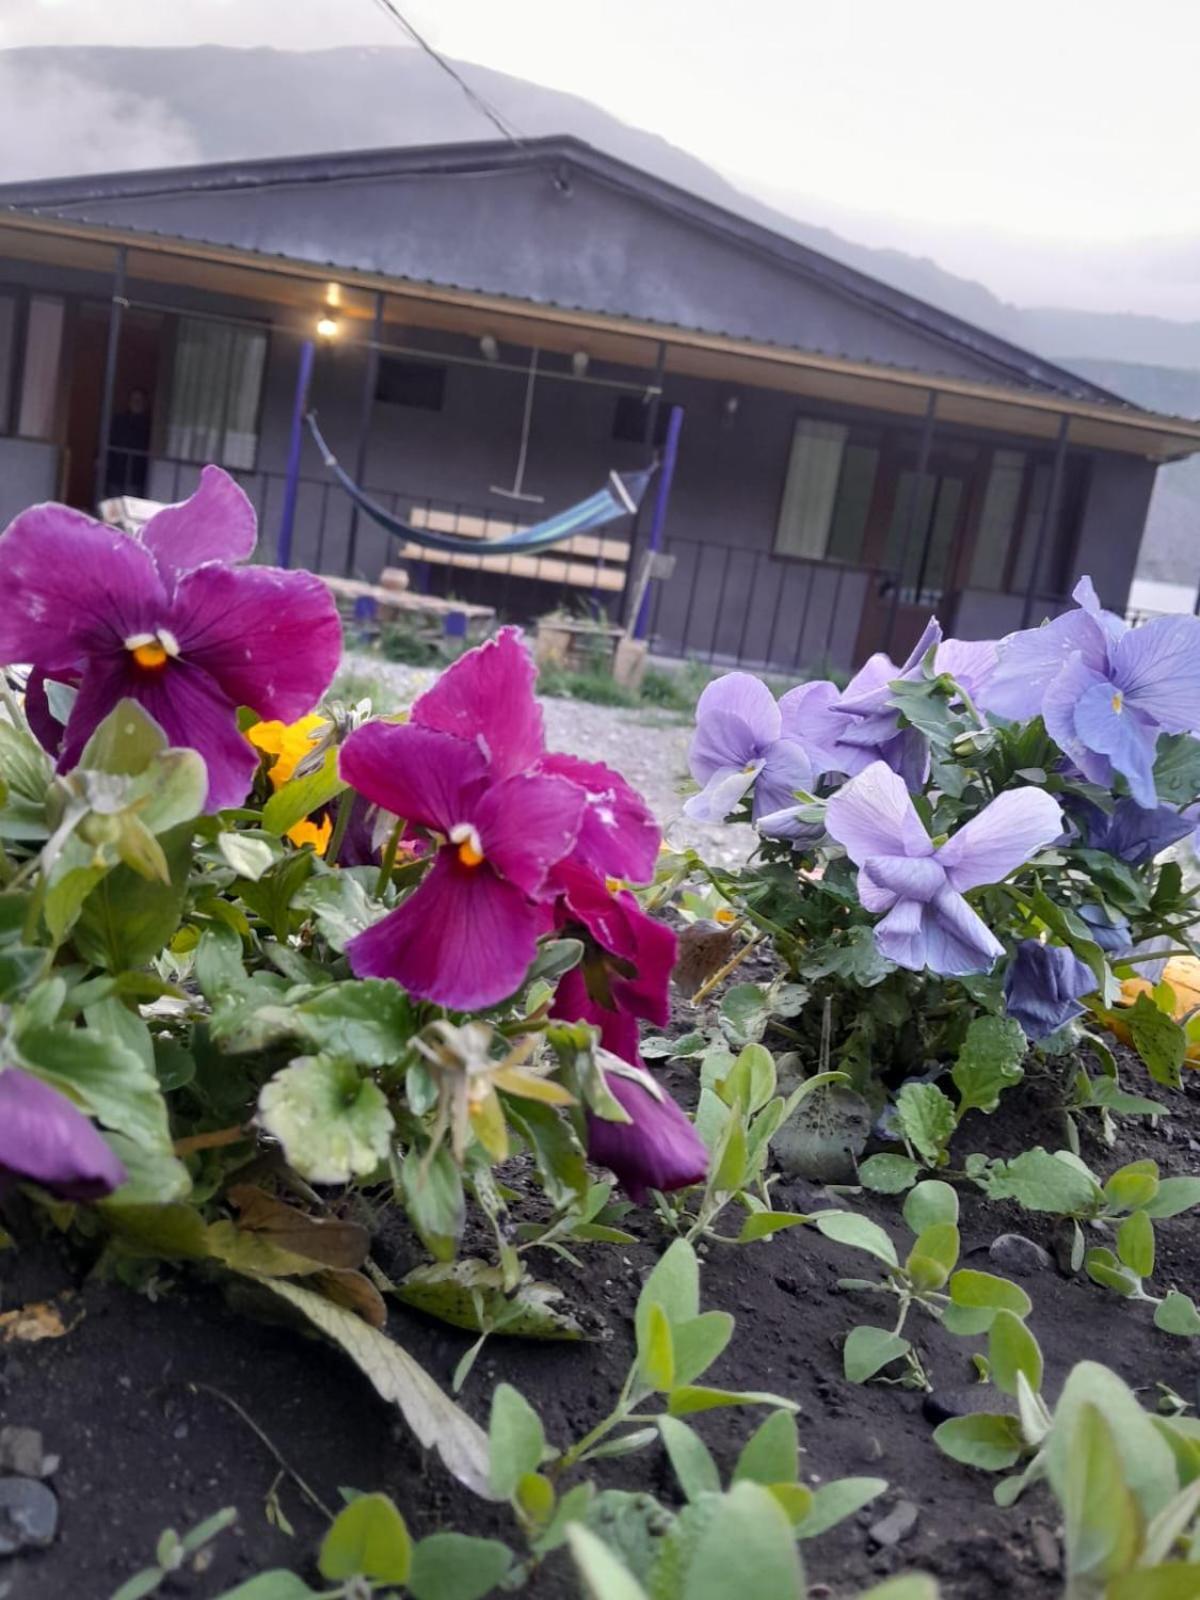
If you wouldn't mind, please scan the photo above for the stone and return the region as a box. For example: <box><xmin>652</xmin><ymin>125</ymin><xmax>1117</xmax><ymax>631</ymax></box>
<box><xmin>923</xmin><ymin>1386</ymin><xmax>1017</xmax><ymax>1426</ymax></box>
<box><xmin>1031</xmin><ymin>1520</ymin><xmax>1061</xmax><ymax>1574</ymax></box>
<box><xmin>867</xmin><ymin>1500</ymin><xmax>919</xmax><ymax>1549</ymax></box>
<box><xmin>0</xmin><ymin>1478</ymin><xmax>59</xmax><ymax>1555</ymax></box>
<box><xmin>0</xmin><ymin>1430</ymin><xmax>44</xmax><ymax>1479</ymax></box>
<box><xmin>987</xmin><ymin>1233</ymin><xmax>1052</xmax><ymax>1276</ymax></box>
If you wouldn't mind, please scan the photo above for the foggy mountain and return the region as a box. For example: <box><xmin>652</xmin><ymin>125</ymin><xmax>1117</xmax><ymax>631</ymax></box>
<box><xmin>1</xmin><ymin>43</ymin><xmax>1196</xmax><ymax>585</ymax></box>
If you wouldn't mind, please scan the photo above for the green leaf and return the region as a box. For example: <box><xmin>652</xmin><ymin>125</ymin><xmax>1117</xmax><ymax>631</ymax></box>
<box><xmin>902</xmin><ymin>1179</ymin><xmax>960</xmax><ymax>1235</ymax></box>
<box><xmin>666</xmin><ymin>1386</ymin><xmax>798</xmax><ymax>1417</ymax></box>
<box><xmin>488</xmin><ymin>1383</ymin><xmax>546</xmax><ymax>1499</ymax></box>
<box><xmin>933</xmin><ymin>1413</ymin><xmax>1025</xmax><ymax>1471</ymax></box>
<box><xmin>1117</xmin><ymin>1208</ymin><xmax>1155</xmax><ymax>1278</ymax></box>
<box><xmin>72</xmin><ymin>821</ymin><xmax>194</xmax><ymax>971</ymax></box>
<box><xmin>843</xmin><ymin>1325</ymin><xmax>910</xmax><ymax>1383</ymax></box>
<box><xmin>948</xmin><ymin>1270</ymin><xmax>1032</xmax><ymax>1319</ymax></box>
<box><xmin>642</xmin><ymin>1302</ymin><xmax>676</xmax><ymax>1393</ymax></box>
<box><xmin>17</xmin><ymin>1023</ymin><xmax>172</xmax><ymax>1155</ymax></box>
<box><xmin>402</xmin><ymin>1145</ymin><xmax>466</xmax><ymax>1262</ymax></box>
<box><xmin>257</xmin><ymin>1055</ymin><xmax>393</xmax><ymax>1184</ymax></box>
<box><xmin>988</xmin><ymin>1309</ymin><xmax>1043</xmax><ymax>1397</ymax></box>
<box><xmin>796</xmin><ymin>1476</ymin><xmax>886</xmax><ymax>1539</ymax></box>
<box><xmin>409</xmin><ymin>1533</ymin><xmax>514</xmax><ymax>1600</ymax></box>
<box><xmin>319</xmin><ymin>1493</ymin><xmax>411</xmax><ymax>1584</ymax></box>
<box><xmin>735</xmin><ymin>1211</ymin><xmax>812</xmax><ymax>1244</ymax></box>
<box><xmin>720</xmin><ymin>983</ymin><xmax>772</xmax><ymax>1043</ymax></box>
<box><xmin>634</xmin><ymin>1238</ymin><xmax>699</xmax><ymax>1352</ymax></box>
<box><xmin>0</xmin><ymin>717</ymin><xmax>51</xmax><ymax>801</ymax></box>
<box><xmin>905</xmin><ymin>1222</ymin><xmax>959</xmax><ymax>1290</ymax></box>
<box><xmin>1155</xmin><ymin>1291</ymin><xmax>1200</xmax><ymax>1337</ymax></box>
<box><xmin>813</xmin><ymin>1210</ymin><xmax>898</xmax><ymax>1267</ymax></box>
<box><xmin>1058</xmin><ymin>1403</ymin><xmax>1141</xmax><ymax>1588</ymax></box>
<box><xmin>1085</xmin><ymin>1246</ymin><xmax>1142</xmax><ymax>1297</ymax></box>
<box><xmin>684</xmin><ymin>1482</ymin><xmax>805</xmax><ymax>1600</ymax></box>
<box><xmin>657</xmin><ymin>1416</ymin><xmax>721</xmax><ymax>1501</ymax></box>
<box><xmin>982</xmin><ymin>1147</ymin><xmax>1102</xmax><ymax>1216</ymax></box>
<box><xmin>262</xmin><ymin>748</ymin><xmax>345</xmax><ymax>836</ymax></box>
<box><xmin>1048</xmin><ymin>1360</ymin><xmax>1178</xmax><ymax>1524</ymax></box>
<box><xmin>671</xmin><ymin>1311</ymin><xmax>734</xmax><ymax>1386</ymax></box>
<box><xmin>396</xmin><ymin>1260</ymin><xmax>585</xmax><ymax>1340</ymax></box>
<box><xmin>719</xmin><ymin>1043</ymin><xmax>776</xmax><ymax>1115</ymax></box>
<box><xmin>732</xmin><ymin>1410</ymin><xmax>798</xmax><ymax>1487</ymax></box>
<box><xmin>218</xmin><ymin>831</ymin><xmax>280</xmax><ymax>882</ymax></box>
<box><xmin>858</xmin><ymin>1154</ymin><xmax>921</xmax><ymax>1194</ymax></box>
<box><xmin>1104</xmin><ymin>1159</ymin><xmax>1161</xmax><ymax>1213</ymax></box>
<box><xmin>249</xmin><ymin>1277</ymin><xmax>493</xmax><ymax>1498</ymax></box>
<box><xmin>1143</xmin><ymin>1177</ymin><xmax>1200</xmax><ymax>1219</ymax></box>
<box><xmin>952</xmin><ymin>1015</ymin><xmax>1027</xmax><ymax>1116</ymax></box>
<box><xmin>294</xmin><ymin>870</ymin><xmax>384</xmax><ymax>952</ymax></box>
<box><xmin>1152</xmin><ymin>733</ymin><xmax>1200</xmax><ymax>805</ymax></box>
<box><xmin>289</xmin><ymin>981</ymin><xmax>415</xmax><ymax>1068</ymax></box>
<box><xmin>566</xmin><ymin>1525</ymin><xmax>650</xmax><ymax>1600</ymax></box>
<box><xmin>857</xmin><ymin>1581</ymin><xmax>942</xmax><ymax>1600</ymax></box>
<box><xmin>1127</xmin><ymin>992</ymin><xmax>1188</xmax><ymax>1088</ymax></box>
<box><xmin>894</xmin><ymin>1081</ymin><xmax>956</xmax><ymax>1166</ymax></box>
<box><xmin>802</xmin><ymin>924</ymin><xmax>893</xmax><ymax>987</ymax></box>
<box><xmin>505</xmin><ymin>1097</ymin><xmax>588</xmax><ymax>1211</ymax></box>
<box><xmin>208</xmin><ymin>1575</ymin><xmax>317</xmax><ymax>1600</ymax></box>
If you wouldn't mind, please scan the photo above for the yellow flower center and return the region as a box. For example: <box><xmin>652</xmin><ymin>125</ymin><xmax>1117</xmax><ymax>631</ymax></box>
<box><xmin>714</xmin><ymin>907</ymin><xmax>736</xmax><ymax>925</ymax></box>
<box><xmin>458</xmin><ymin>840</ymin><xmax>485</xmax><ymax>868</ymax></box>
<box><xmin>450</xmin><ymin>822</ymin><xmax>485</xmax><ymax>869</ymax></box>
<box><xmin>1111</xmin><ymin>690</ymin><xmax>1124</xmax><ymax>714</ymax></box>
<box><xmin>125</xmin><ymin>629</ymin><xmax>179</xmax><ymax>672</ymax></box>
<box><xmin>132</xmin><ymin>641</ymin><xmax>168</xmax><ymax>670</ymax></box>
<box><xmin>605</xmin><ymin>876</ymin><xmax>624</xmax><ymax>894</ymax></box>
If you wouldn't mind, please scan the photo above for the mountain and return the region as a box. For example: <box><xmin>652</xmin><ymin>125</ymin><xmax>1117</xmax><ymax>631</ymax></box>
<box><xmin>1</xmin><ymin>44</ymin><xmax>1197</xmax><ymax>580</ymax></box>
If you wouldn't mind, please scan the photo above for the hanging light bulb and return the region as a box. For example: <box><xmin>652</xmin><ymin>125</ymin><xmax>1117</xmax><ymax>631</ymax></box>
<box><xmin>571</xmin><ymin>350</ymin><xmax>589</xmax><ymax>378</ymax></box>
<box><xmin>316</xmin><ymin>311</ymin><xmax>340</xmax><ymax>341</ymax></box>
<box><xmin>479</xmin><ymin>334</ymin><xmax>499</xmax><ymax>362</ymax></box>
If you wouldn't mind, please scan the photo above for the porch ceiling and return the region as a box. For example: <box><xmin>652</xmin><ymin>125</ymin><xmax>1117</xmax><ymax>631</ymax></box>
<box><xmin>3</xmin><ymin>212</ymin><xmax>1199</xmax><ymax>464</ymax></box>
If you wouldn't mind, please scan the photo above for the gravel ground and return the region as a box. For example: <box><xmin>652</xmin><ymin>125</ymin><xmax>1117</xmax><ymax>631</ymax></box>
<box><xmin>341</xmin><ymin>653</ymin><xmax>755</xmax><ymax>867</ymax></box>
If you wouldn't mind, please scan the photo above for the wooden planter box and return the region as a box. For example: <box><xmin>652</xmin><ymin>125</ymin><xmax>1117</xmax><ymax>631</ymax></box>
<box><xmin>533</xmin><ymin>619</ymin><xmax>648</xmax><ymax>691</ymax></box>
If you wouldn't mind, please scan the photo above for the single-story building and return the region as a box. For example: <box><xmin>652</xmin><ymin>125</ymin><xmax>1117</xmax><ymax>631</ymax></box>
<box><xmin>0</xmin><ymin>135</ymin><xmax>1197</xmax><ymax>671</ymax></box>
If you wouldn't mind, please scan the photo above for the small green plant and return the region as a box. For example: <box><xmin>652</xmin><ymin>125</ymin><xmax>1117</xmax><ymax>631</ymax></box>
<box><xmin>111</xmin><ymin>1507</ymin><xmax>238</xmax><ymax>1600</ymax></box>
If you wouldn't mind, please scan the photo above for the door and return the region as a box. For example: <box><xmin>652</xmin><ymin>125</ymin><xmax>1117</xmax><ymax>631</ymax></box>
<box><xmin>63</xmin><ymin>304</ymin><xmax>164</xmax><ymax>512</ymax></box>
<box><xmin>855</xmin><ymin>439</ymin><xmax>979</xmax><ymax>661</ymax></box>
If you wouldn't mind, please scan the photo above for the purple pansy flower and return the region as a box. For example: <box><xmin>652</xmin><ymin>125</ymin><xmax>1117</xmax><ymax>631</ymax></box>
<box><xmin>1076</xmin><ymin>902</ymin><xmax>1133</xmax><ymax>954</ymax></box>
<box><xmin>585</xmin><ymin>1061</ymin><xmax>708</xmax><ymax>1204</ymax></box>
<box><xmin>825</xmin><ymin>761</ymin><xmax>1064</xmax><ymax>975</ymax></box>
<box><xmin>979</xmin><ymin>577</ymin><xmax>1200</xmax><ymax>809</ymax></box>
<box><xmin>823</xmin><ymin>618</ymin><xmax>942</xmax><ymax>790</ymax></box>
<box><xmin>0</xmin><ymin>1067</ymin><xmax>126</xmax><ymax>1201</ymax></box>
<box><xmin>1004</xmin><ymin>940</ymin><xmax>1096</xmax><ymax>1042</ymax></box>
<box><xmin>0</xmin><ymin>468</ymin><xmax>343</xmax><ymax>810</ymax></box>
<box><xmin>1073</xmin><ymin>796</ymin><xmax>1193</xmax><ymax>865</ymax></box>
<box><xmin>684</xmin><ymin>673</ymin><xmax>814</xmax><ymax>828</ymax></box>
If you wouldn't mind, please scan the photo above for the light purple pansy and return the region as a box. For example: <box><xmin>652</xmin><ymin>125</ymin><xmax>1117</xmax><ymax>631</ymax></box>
<box><xmin>0</xmin><ymin>1066</ymin><xmax>126</xmax><ymax>1201</ymax></box>
<box><xmin>0</xmin><ymin>467</ymin><xmax>343</xmax><ymax>811</ymax></box>
<box><xmin>979</xmin><ymin>577</ymin><xmax>1200</xmax><ymax>808</ymax></box>
<box><xmin>684</xmin><ymin>672</ymin><xmax>814</xmax><ymax>830</ymax></box>
<box><xmin>825</xmin><ymin>761</ymin><xmax>1064</xmax><ymax>975</ymax></box>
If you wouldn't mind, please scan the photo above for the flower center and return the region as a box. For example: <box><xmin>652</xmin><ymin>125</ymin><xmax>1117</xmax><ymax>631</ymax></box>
<box><xmin>449</xmin><ymin>822</ymin><xmax>485</xmax><ymax>869</ymax></box>
<box><xmin>125</xmin><ymin>629</ymin><xmax>180</xmax><ymax>672</ymax></box>
<box><xmin>1111</xmin><ymin>689</ymin><xmax>1124</xmax><ymax>714</ymax></box>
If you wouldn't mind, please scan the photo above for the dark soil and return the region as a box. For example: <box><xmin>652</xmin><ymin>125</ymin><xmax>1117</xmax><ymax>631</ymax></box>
<box><xmin>4</xmin><ymin>1045</ymin><xmax>1200</xmax><ymax>1600</ymax></box>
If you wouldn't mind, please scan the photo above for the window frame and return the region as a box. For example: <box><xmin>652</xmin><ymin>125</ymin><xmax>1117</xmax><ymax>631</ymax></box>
<box><xmin>772</xmin><ymin>411</ymin><xmax>885</xmax><ymax>568</ymax></box>
<box><xmin>161</xmin><ymin>310</ymin><xmax>271</xmax><ymax>472</ymax></box>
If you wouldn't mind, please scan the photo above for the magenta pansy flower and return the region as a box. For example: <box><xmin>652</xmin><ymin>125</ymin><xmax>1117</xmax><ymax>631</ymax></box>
<box><xmin>339</xmin><ymin>720</ymin><xmax>584</xmax><ymax>1010</ymax></box>
<box><xmin>0</xmin><ymin>468</ymin><xmax>342</xmax><ymax>810</ymax></box>
<box><xmin>826</xmin><ymin>761</ymin><xmax>1064</xmax><ymax>975</ymax></box>
<box><xmin>0</xmin><ymin>1067</ymin><xmax>126</xmax><ymax>1201</ymax></box>
<box><xmin>550</xmin><ymin>860</ymin><xmax>676</xmax><ymax>1043</ymax></box>
<box><xmin>586</xmin><ymin>1065</ymin><xmax>708</xmax><ymax>1204</ymax></box>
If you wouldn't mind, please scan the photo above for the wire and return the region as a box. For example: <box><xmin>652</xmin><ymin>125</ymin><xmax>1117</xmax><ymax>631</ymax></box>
<box><xmin>368</xmin><ymin>0</ymin><xmax>527</xmax><ymax>148</ymax></box>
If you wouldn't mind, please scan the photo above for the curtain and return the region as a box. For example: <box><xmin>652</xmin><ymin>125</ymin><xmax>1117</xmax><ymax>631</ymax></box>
<box><xmin>775</xmin><ymin>419</ymin><xmax>847</xmax><ymax>560</ymax></box>
<box><xmin>0</xmin><ymin>296</ymin><xmax>15</xmax><ymax>434</ymax></box>
<box><xmin>17</xmin><ymin>295</ymin><xmax>64</xmax><ymax>440</ymax></box>
<box><xmin>166</xmin><ymin>317</ymin><xmax>267</xmax><ymax>468</ymax></box>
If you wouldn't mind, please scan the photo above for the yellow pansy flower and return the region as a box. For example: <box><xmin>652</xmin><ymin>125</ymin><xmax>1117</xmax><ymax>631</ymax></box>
<box><xmin>286</xmin><ymin>815</ymin><xmax>333</xmax><ymax>856</ymax></box>
<box><xmin>247</xmin><ymin>714</ymin><xmax>329</xmax><ymax>789</ymax></box>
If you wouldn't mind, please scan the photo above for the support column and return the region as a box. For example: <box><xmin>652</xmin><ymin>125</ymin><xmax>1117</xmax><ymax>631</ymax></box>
<box><xmin>883</xmin><ymin>388</ymin><xmax>937</xmax><ymax>654</ymax></box>
<box><xmin>1020</xmin><ymin>412</ymin><xmax>1070</xmax><ymax>626</ymax></box>
<box><xmin>94</xmin><ymin>245</ymin><xmax>128</xmax><ymax>510</ymax></box>
<box><xmin>634</xmin><ymin>403</ymin><xmax>684</xmax><ymax>640</ymax></box>
<box><xmin>276</xmin><ymin>337</ymin><xmax>315</xmax><ymax>569</ymax></box>
<box><xmin>344</xmin><ymin>291</ymin><xmax>385</xmax><ymax>577</ymax></box>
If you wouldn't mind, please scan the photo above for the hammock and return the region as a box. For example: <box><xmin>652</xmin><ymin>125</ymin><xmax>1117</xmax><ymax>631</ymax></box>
<box><xmin>306</xmin><ymin>413</ymin><xmax>653</xmax><ymax>556</ymax></box>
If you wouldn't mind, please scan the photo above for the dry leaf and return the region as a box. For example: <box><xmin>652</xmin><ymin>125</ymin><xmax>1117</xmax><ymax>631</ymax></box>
<box><xmin>673</xmin><ymin>920</ymin><xmax>736</xmax><ymax>995</ymax></box>
<box><xmin>0</xmin><ymin>1295</ymin><xmax>77</xmax><ymax>1343</ymax></box>
<box><xmin>311</xmin><ymin>1267</ymin><xmax>389</xmax><ymax>1329</ymax></box>
<box><xmin>228</xmin><ymin>1184</ymin><xmax>369</xmax><ymax>1268</ymax></box>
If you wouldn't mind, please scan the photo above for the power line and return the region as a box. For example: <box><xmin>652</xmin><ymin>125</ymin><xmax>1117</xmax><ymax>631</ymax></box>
<box><xmin>368</xmin><ymin>0</ymin><xmax>526</xmax><ymax>149</ymax></box>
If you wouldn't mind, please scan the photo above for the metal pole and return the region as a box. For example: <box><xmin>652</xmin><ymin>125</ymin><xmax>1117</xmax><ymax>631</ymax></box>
<box><xmin>94</xmin><ymin>245</ymin><xmax>128</xmax><ymax>510</ymax></box>
<box><xmin>277</xmin><ymin>337</ymin><xmax>315</xmax><ymax>569</ymax></box>
<box><xmin>345</xmin><ymin>291</ymin><xmax>384</xmax><ymax>577</ymax></box>
<box><xmin>634</xmin><ymin>403</ymin><xmax>684</xmax><ymax>639</ymax></box>
<box><xmin>1020</xmin><ymin>412</ymin><xmax>1070</xmax><ymax>627</ymax></box>
<box><xmin>883</xmin><ymin>389</ymin><xmax>937</xmax><ymax>654</ymax></box>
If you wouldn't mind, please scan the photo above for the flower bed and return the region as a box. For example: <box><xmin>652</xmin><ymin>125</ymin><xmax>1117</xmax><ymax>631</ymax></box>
<box><xmin>1</xmin><ymin>469</ymin><xmax>1200</xmax><ymax>1600</ymax></box>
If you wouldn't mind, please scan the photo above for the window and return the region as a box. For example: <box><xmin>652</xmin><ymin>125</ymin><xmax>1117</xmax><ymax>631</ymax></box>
<box><xmin>17</xmin><ymin>295</ymin><xmax>64</xmax><ymax>440</ymax></box>
<box><xmin>775</xmin><ymin>418</ymin><xmax>878</xmax><ymax>563</ymax></box>
<box><xmin>375</xmin><ymin>357</ymin><xmax>445</xmax><ymax>410</ymax></box>
<box><xmin>969</xmin><ymin>449</ymin><xmax>1026</xmax><ymax>590</ymax></box>
<box><xmin>884</xmin><ymin>471</ymin><xmax>963</xmax><ymax>605</ymax></box>
<box><xmin>612</xmin><ymin>394</ymin><xmax>669</xmax><ymax>446</ymax></box>
<box><xmin>0</xmin><ymin>295</ymin><xmax>16</xmax><ymax>436</ymax></box>
<box><xmin>166</xmin><ymin>317</ymin><xmax>267</xmax><ymax>468</ymax></box>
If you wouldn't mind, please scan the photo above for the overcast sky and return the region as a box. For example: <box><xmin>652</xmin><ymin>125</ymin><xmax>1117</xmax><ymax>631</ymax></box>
<box><xmin>2</xmin><ymin>0</ymin><xmax>1198</xmax><ymax>312</ymax></box>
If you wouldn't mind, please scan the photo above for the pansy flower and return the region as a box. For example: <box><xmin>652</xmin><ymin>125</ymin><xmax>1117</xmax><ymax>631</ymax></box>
<box><xmin>0</xmin><ymin>468</ymin><xmax>342</xmax><ymax>810</ymax></box>
<box><xmin>586</xmin><ymin>1059</ymin><xmax>708</xmax><ymax>1204</ymax></box>
<box><xmin>249</xmin><ymin>712</ymin><xmax>334</xmax><ymax>853</ymax></box>
<box><xmin>978</xmin><ymin>577</ymin><xmax>1200</xmax><ymax>808</ymax></box>
<box><xmin>338</xmin><ymin>720</ymin><xmax>584</xmax><ymax>1010</ymax></box>
<box><xmin>1004</xmin><ymin>940</ymin><xmax>1096</xmax><ymax>1042</ymax></box>
<box><xmin>683</xmin><ymin>672</ymin><xmax>814</xmax><ymax>830</ymax></box>
<box><xmin>0</xmin><ymin>1066</ymin><xmax>126</xmax><ymax>1201</ymax></box>
<box><xmin>826</xmin><ymin>761</ymin><xmax>1064</xmax><ymax>975</ymax></box>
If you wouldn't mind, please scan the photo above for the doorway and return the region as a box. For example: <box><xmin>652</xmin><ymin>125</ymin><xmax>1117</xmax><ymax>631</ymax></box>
<box><xmin>63</xmin><ymin>304</ymin><xmax>164</xmax><ymax>512</ymax></box>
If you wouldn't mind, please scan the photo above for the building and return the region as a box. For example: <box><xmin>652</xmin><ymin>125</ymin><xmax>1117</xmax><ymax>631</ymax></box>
<box><xmin>0</xmin><ymin>135</ymin><xmax>1197</xmax><ymax>671</ymax></box>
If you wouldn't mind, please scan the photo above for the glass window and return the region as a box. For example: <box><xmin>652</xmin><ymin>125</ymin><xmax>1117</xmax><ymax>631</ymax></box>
<box><xmin>17</xmin><ymin>295</ymin><xmax>64</xmax><ymax>440</ymax></box>
<box><xmin>0</xmin><ymin>295</ymin><xmax>15</xmax><ymax>435</ymax></box>
<box><xmin>885</xmin><ymin>470</ymin><xmax>963</xmax><ymax>605</ymax></box>
<box><xmin>166</xmin><ymin>317</ymin><xmax>267</xmax><ymax>469</ymax></box>
<box><xmin>1011</xmin><ymin>463</ymin><xmax>1051</xmax><ymax>595</ymax></box>
<box><xmin>375</xmin><ymin>357</ymin><xmax>446</xmax><ymax>411</ymax></box>
<box><xmin>969</xmin><ymin>449</ymin><xmax>1026</xmax><ymax>590</ymax></box>
<box><xmin>775</xmin><ymin>419</ymin><xmax>878</xmax><ymax>563</ymax></box>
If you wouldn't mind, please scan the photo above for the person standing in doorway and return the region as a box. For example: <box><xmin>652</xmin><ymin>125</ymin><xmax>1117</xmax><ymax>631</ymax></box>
<box><xmin>105</xmin><ymin>386</ymin><xmax>151</xmax><ymax>497</ymax></box>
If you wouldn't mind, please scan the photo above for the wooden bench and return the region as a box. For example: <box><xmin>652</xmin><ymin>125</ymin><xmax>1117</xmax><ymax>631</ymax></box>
<box><xmin>318</xmin><ymin>573</ymin><xmax>495</xmax><ymax>634</ymax></box>
<box><xmin>393</xmin><ymin>507</ymin><xmax>631</xmax><ymax>595</ymax></box>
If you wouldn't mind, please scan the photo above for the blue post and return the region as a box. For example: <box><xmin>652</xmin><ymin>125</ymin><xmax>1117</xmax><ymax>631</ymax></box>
<box><xmin>277</xmin><ymin>338</ymin><xmax>315</xmax><ymax>568</ymax></box>
<box><xmin>635</xmin><ymin>404</ymin><xmax>684</xmax><ymax>639</ymax></box>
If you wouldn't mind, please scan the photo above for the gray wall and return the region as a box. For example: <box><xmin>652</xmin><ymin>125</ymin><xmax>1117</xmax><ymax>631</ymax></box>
<box><xmin>0</xmin><ymin>438</ymin><xmax>60</xmax><ymax>525</ymax></box>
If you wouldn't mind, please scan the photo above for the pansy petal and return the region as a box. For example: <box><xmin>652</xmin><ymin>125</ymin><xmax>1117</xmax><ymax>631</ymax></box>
<box><xmin>411</xmin><ymin>626</ymin><xmax>544</xmax><ymax>778</ymax></box>
<box><xmin>56</xmin><ymin>655</ymin><xmax>140</xmax><ymax>775</ymax></box>
<box><xmin>824</xmin><ymin>760</ymin><xmax>932</xmax><ymax>864</ymax></box>
<box><xmin>778</xmin><ymin>679</ymin><xmax>871</xmax><ymax>776</ymax></box>
<box><xmin>608</xmin><ymin>896</ymin><xmax>677</xmax><ymax>1028</ymax></box>
<box><xmin>474</xmin><ymin>772</ymin><xmax>584</xmax><ymax>897</ymax></box>
<box><xmin>0</xmin><ymin>1066</ymin><xmax>126</xmax><ymax>1201</ymax></box>
<box><xmin>1113</xmin><ymin>614</ymin><xmax>1200</xmax><ymax>735</ymax></box>
<box><xmin>1004</xmin><ymin>940</ymin><xmax>1095</xmax><ymax>1041</ymax></box>
<box><xmin>752</xmin><ymin>738</ymin><xmax>814</xmax><ymax>822</ymax></box>
<box><xmin>862</xmin><ymin>854</ymin><xmax>946</xmax><ymax>903</ymax></box>
<box><xmin>837</xmin><ymin>617</ymin><xmax>942</xmax><ymax>719</ymax></box>
<box><xmin>937</xmin><ymin>786</ymin><xmax>1064</xmax><ymax>893</ymax></box>
<box><xmin>934</xmin><ymin>637</ymin><xmax>999</xmax><ymax>698</ymax></box>
<box><xmin>539</xmin><ymin>752</ymin><xmax>660</xmax><ymax>883</ymax></box>
<box><xmin>924</xmin><ymin>887</ymin><xmax>1005</xmax><ymax>976</ymax></box>
<box><xmin>555</xmin><ymin>861</ymin><xmax>640</xmax><ymax>960</ymax></box>
<box><xmin>1072</xmin><ymin>575</ymin><xmax>1128</xmax><ymax>643</ymax></box>
<box><xmin>552</xmin><ymin>965</ymin><xmax>642</xmax><ymax>1063</ymax></box>
<box><xmin>586</xmin><ymin>1069</ymin><xmax>708</xmax><ymax>1205</ymax></box>
<box><xmin>688</xmin><ymin>674</ymin><xmax>780</xmax><ymax>781</ymax></box>
<box><xmin>1074</xmin><ymin>682</ymin><xmax>1160</xmax><ymax>809</ymax></box>
<box><xmin>23</xmin><ymin>669</ymin><xmax>71</xmax><ymax>757</ymax></box>
<box><xmin>979</xmin><ymin>609</ymin><xmax>1110</xmax><ymax>721</ymax></box>
<box><xmin>347</xmin><ymin>851</ymin><xmax>543</xmax><ymax>1010</ymax></box>
<box><xmin>140</xmin><ymin>466</ymin><xmax>257</xmax><ymax>586</ymax></box>
<box><xmin>339</xmin><ymin>721</ymin><xmax>489</xmax><ymax>836</ymax></box>
<box><xmin>872</xmin><ymin>898</ymin><xmax>928</xmax><ymax>970</ymax></box>
<box><xmin>169</xmin><ymin>564</ymin><xmax>341</xmax><ymax>722</ymax></box>
<box><xmin>0</xmin><ymin>504</ymin><xmax>164</xmax><ymax>671</ymax></box>
<box><xmin>1041</xmin><ymin>655</ymin><xmax>1115</xmax><ymax>788</ymax></box>
<box><xmin>112</xmin><ymin>659</ymin><xmax>259</xmax><ymax>811</ymax></box>
<box><xmin>683</xmin><ymin>762</ymin><xmax>761</xmax><ymax>823</ymax></box>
